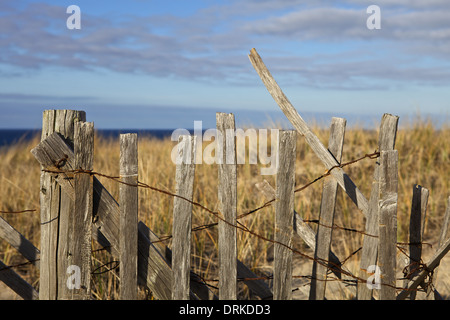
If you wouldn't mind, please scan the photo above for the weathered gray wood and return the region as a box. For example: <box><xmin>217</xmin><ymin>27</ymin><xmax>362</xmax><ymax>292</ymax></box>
<box><xmin>426</xmin><ymin>196</ymin><xmax>450</xmax><ymax>300</ymax></box>
<box><xmin>216</xmin><ymin>112</ymin><xmax>238</xmax><ymax>300</ymax></box>
<box><xmin>310</xmin><ymin>117</ymin><xmax>346</xmax><ymax>300</ymax></box>
<box><xmin>172</xmin><ymin>135</ymin><xmax>196</xmax><ymax>300</ymax></box>
<box><xmin>0</xmin><ymin>260</ymin><xmax>39</xmax><ymax>300</ymax></box>
<box><xmin>236</xmin><ymin>259</ymin><xmax>273</xmax><ymax>300</ymax></box>
<box><xmin>405</xmin><ymin>184</ymin><xmax>428</xmax><ymax>300</ymax></box>
<box><xmin>39</xmin><ymin>109</ymin><xmax>86</xmax><ymax>300</ymax></box>
<box><xmin>119</xmin><ymin>133</ymin><xmax>139</xmax><ymax>300</ymax></box>
<box><xmin>357</xmin><ymin>113</ymin><xmax>398</xmax><ymax>300</ymax></box>
<box><xmin>31</xmin><ymin>132</ymin><xmax>212</xmax><ymax>300</ymax></box>
<box><xmin>138</xmin><ymin>220</ymin><xmax>272</xmax><ymax>300</ymax></box>
<box><xmin>0</xmin><ymin>216</ymin><xmax>40</xmax><ymax>268</ymax></box>
<box><xmin>255</xmin><ymin>179</ymin><xmax>342</xmax><ymax>279</ymax></box>
<box><xmin>378</xmin><ymin>150</ymin><xmax>398</xmax><ymax>300</ymax></box>
<box><xmin>398</xmin><ymin>233</ymin><xmax>450</xmax><ymax>300</ymax></box>
<box><xmin>137</xmin><ymin>221</ymin><xmax>178</xmax><ymax>300</ymax></box>
<box><xmin>248</xmin><ymin>48</ymin><xmax>369</xmax><ymax>217</ymax></box>
<box><xmin>63</xmin><ymin>121</ymin><xmax>94</xmax><ymax>300</ymax></box>
<box><xmin>273</xmin><ymin>130</ymin><xmax>296</xmax><ymax>300</ymax></box>
<box><xmin>138</xmin><ymin>221</ymin><xmax>217</xmax><ymax>300</ymax></box>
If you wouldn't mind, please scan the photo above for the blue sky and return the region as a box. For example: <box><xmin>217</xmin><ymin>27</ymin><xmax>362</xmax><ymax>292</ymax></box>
<box><xmin>0</xmin><ymin>0</ymin><xmax>449</xmax><ymax>129</ymax></box>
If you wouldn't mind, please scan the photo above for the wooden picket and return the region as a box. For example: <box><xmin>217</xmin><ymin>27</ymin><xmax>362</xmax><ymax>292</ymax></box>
<box><xmin>171</xmin><ymin>135</ymin><xmax>196</xmax><ymax>300</ymax></box>
<box><xmin>216</xmin><ymin>112</ymin><xmax>238</xmax><ymax>300</ymax></box>
<box><xmin>310</xmin><ymin>117</ymin><xmax>346</xmax><ymax>300</ymax></box>
<box><xmin>273</xmin><ymin>130</ymin><xmax>296</xmax><ymax>300</ymax></box>
<box><xmin>119</xmin><ymin>133</ymin><xmax>139</xmax><ymax>300</ymax></box>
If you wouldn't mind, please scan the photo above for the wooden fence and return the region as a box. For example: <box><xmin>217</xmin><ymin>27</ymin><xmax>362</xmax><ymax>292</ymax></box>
<box><xmin>1</xmin><ymin>49</ymin><xmax>450</xmax><ymax>300</ymax></box>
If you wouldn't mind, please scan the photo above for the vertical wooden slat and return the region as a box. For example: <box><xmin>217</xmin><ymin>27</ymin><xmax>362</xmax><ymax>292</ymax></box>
<box><xmin>119</xmin><ymin>133</ymin><xmax>139</xmax><ymax>300</ymax></box>
<box><xmin>358</xmin><ymin>113</ymin><xmax>398</xmax><ymax>300</ymax></box>
<box><xmin>216</xmin><ymin>112</ymin><xmax>237</xmax><ymax>300</ymax></box>
<box><xmin>39</xmin><ymin>109</ymin><xmax>86</xmax><ymax>300</ymax></box>
<box><xmin>310</xmin><ymin>117</ymin><xmax>346</xmax><ymax>300</ymax></box>
<box><xmin>406</xmin><ymin>184</ymin><xmax>428</xmax><ymax>300</ymax></box>
<box><xmin>66</xmin><ymin>121</ymin><xmax>94</xmax><ymax>300</ymax></box>
<box><xmin>378</xmin><ymin>150</ymin><xmax>398</xmax><ymax>300</ymax></box>
<box><xmin>172</xmin><ymin>135</ymin><xmax>197</xmax><ymax>300</ymax></box>
<box><xmin>273</xmin><ymin>130</ymin><xmax>296</xmax><ymax>300</ymax></box>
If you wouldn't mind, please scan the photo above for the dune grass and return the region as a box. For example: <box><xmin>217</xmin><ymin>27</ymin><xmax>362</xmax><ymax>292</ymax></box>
<box><xmin>0</xmin><ymin>117</ymin><xmax>448</xmax><ymax>299</ymax></box>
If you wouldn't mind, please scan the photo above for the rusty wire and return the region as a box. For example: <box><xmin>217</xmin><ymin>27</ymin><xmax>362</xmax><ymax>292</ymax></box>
<box><xmin>0</xmin><ymin>149</ymin><xmax>434</xmax><ymax>294</ymax></box>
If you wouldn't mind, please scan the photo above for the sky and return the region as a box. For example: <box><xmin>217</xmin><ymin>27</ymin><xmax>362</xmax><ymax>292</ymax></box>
<box><xmin>0</xmin><ymin>0</ymin><xmax>449</xmax><ymax>129</ymax></box>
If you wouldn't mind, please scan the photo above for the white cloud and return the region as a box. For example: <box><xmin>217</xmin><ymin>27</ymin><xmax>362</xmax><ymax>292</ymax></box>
<box><xmin>0</xmin><ymin>1</ymin><xmax>449</xmax><ymax>91</ymax></box>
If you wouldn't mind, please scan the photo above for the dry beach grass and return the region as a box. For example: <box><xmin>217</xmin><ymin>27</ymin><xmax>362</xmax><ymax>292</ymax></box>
<box><xmin>0</xmin><ymin>117</ymin><xmax>448</xmax><ymax>299</ymax></box>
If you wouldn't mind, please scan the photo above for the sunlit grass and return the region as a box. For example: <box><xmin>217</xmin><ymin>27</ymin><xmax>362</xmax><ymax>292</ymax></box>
<box><xmin>0</xmin><ymin>117</ymin><xmax>448</xmax><ymax>299</ymax></box>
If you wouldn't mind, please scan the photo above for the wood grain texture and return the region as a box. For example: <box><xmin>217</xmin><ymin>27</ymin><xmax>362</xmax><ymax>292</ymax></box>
<box><xmin>310</xmin><ymin>117</ymin><xmax>346</xmax><ymax>300</ymax></box>
<box><xmin>119</xmin><ymin>133</ymin><xmax>138</xmax><ymax>300</ymax></box>
<box><xmin>357</xmin><ymin>113</ymin><xmax>398</xmax><ymax>300</ymax></box>
<box><xmin>378</xmin><ymin>150</ymin><xmax>398</xmax><ymax>300</ymax></box>
<box><xmin>66</xmin><ymin>121</ymin><xmax>94</xmax><ymax>300</ymax></box>
<box><xmin>216</xmin><ymin>112</ymin><xmax>238</xmax><ymax>300</ymax></box>
<box><xmin>273</xmin><ymin>130</ymin><xmax>296</xmax><ymax>300</ymax></box>
<box><xmin>172</xmin><ymin>135</ymin><xmax>196</xmax><ymax>300</ymax></box>
<box><xmin>39</xmin><ymin>109</ymin><xmax>86</xmax><ymax>300</ymax></box>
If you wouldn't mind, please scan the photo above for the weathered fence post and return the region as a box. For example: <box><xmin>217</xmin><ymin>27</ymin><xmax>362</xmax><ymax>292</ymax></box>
<box><xmin>378</xmin><ymin>150</ymin><xmax>398</xmax><ymax>300</ymax></box>
<box><xmin>119</xmin><ymin>133</ymin><xmax>139</xmax><ymax>300</ymax></box>
<box><xmin>404</xmin><ymin>184</ymin><xmax>428</xmax><ymax>300</ymax></box>
<box><xmin>216</xmin><ymin>112</ymin><xmax>237</xmax><ymax>300</ymax></box>
<box><xmin>39</xmin><ymin>109</ymin><xmax>86</xmax><ymax>300</ymax></box>
<box><xmin>65</xmin><ymin>121</ymin><xmax>94</xmax><ymax>300</ymax></box>
<box><xmin>274</xmin><ymin>130</ymin><xmax>296</xmax><ymax>300</ymax></box>
<box><xmin>310</xmin><ymin>117</ymin><xmax>346</xmax><ymax>300</ymax></box>
<box><xmin>358</xmin><ymin>113</ymin><xmax>398</xmax><ymax>300</ymax></box>
<box><xmin>172</xmin><ymin>135</ymin><xmax>197</xmax><ymax>300</ymax></box>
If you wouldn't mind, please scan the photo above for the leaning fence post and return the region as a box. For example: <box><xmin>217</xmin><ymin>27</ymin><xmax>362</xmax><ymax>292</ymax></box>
<box><xmin>310</xmin><ymin>117</ymin><xmax>346</xmax><ymax>300</ymax></box>
<box><xmin>216</xmin><ymin>112</ymin><xmax>237</xmax><ymax>300</ymax></box>
<box><xmin>119</xmin><ymin>133</ymin><xmax>139</xmax><ymax>300</ymax></box>
<box><xmin>39</xmin><ymin>109</ymin><xmax>86</xmax><ymax>300</ymax></box>
<box><xmin>172</xmin><ymin>135</ymin><xmax>197</xmax><ymax>300</ymax></box>
<box><xmin>378</xmin><ymin>150</ymin><xmax>398</xmax><ymax>300</ymax></box>
<box><xmin>273</xmin><ymin>130</ymin><xmax>296</xmax><ymax>300</ymax></box>
<box><xmin>66</xmin><ymin>121</ymin><xmax>94</xmax><ymax>300</ymax></box>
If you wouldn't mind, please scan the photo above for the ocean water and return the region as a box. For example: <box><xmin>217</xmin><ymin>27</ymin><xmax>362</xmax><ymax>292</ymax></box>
<box><xmin>0</xmin><ymin>129</ymin><xmax>180</xmax><ymax>148</ymax></box>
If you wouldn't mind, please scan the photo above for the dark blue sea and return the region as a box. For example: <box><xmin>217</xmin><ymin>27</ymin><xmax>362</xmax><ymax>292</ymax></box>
<box><xmin>0</xmin><ymin>129</ymin><xmax>182</xmax><ymax>148</ymax></box>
